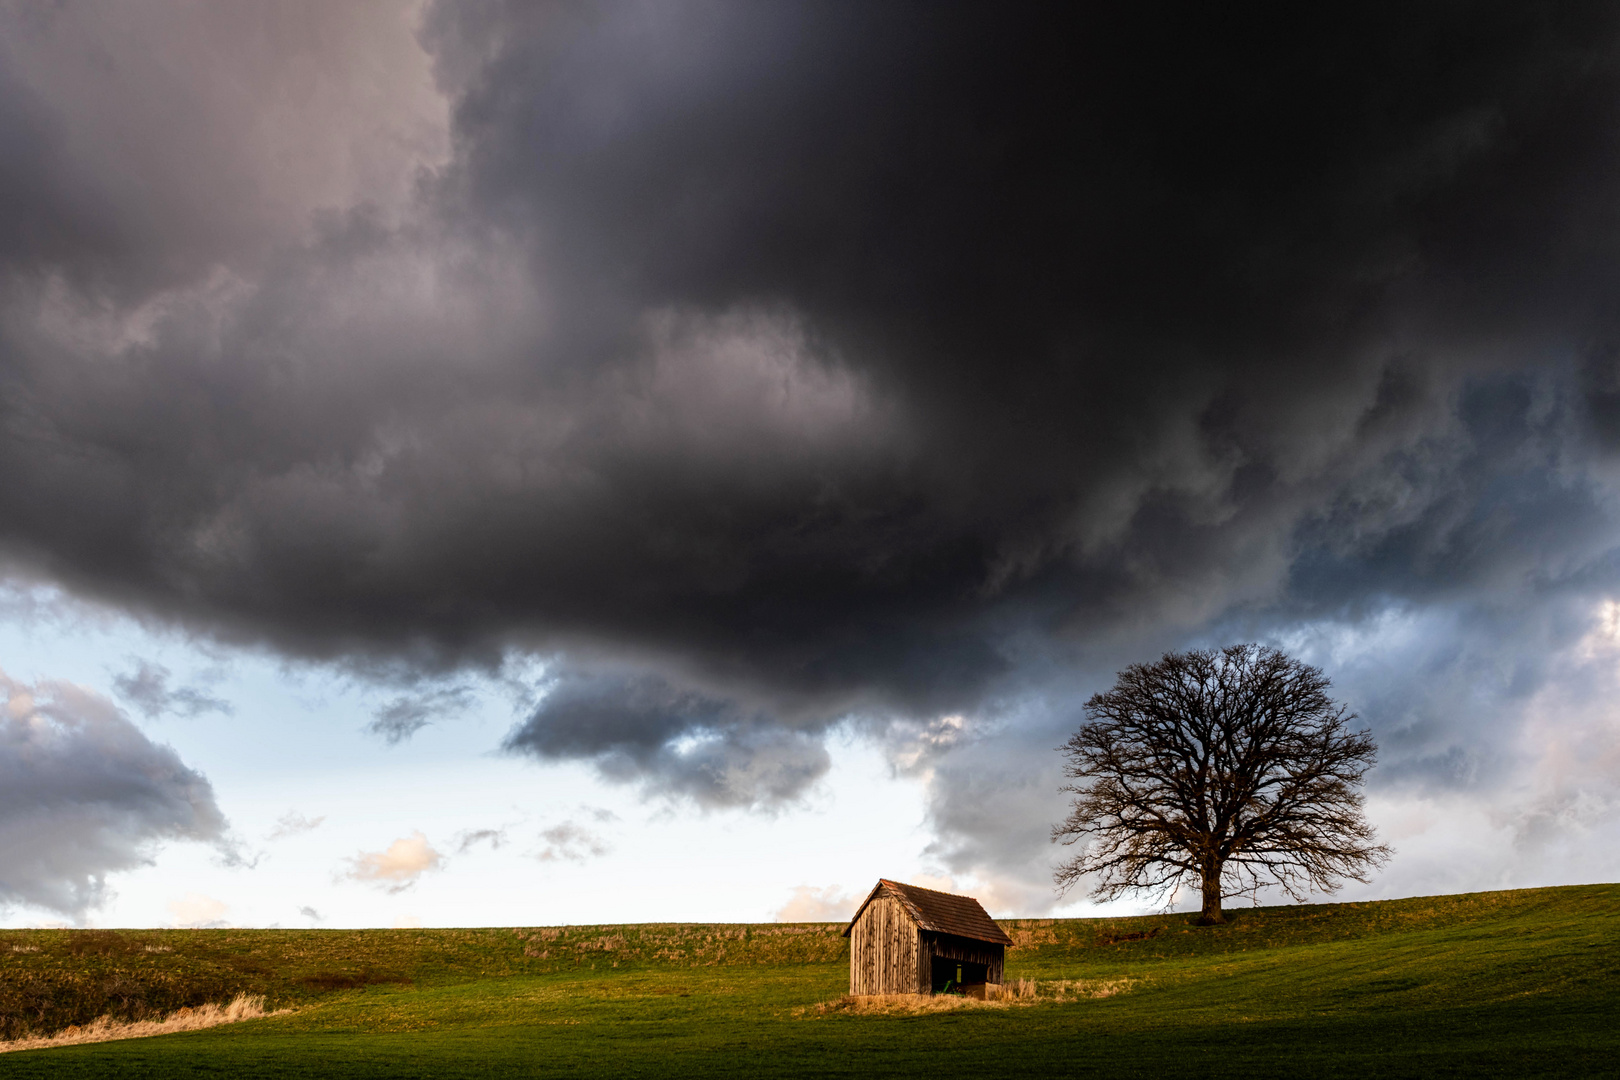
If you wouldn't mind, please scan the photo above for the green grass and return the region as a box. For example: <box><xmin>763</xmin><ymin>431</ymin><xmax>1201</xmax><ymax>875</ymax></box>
<box><xmin>3</xmin><ymin>883</ymin><xmax>1617</xmax><ymax>1078</ymax></box>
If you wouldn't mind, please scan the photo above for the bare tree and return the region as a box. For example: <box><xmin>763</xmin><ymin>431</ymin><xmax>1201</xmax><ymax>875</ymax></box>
<box><xmin>1053</xmin><ymin>644</ymin><xmax>1390</xmax><ymax>924</ymax></box>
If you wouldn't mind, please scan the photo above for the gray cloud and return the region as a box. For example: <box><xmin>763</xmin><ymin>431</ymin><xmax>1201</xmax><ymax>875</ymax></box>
<box><xmin>504</xmin><ymin>672</ymin><xmax>831</xmax><ymax>808</ymax></box>
<box><xmin>113</xmin><ymin>659</ymin><xmax>232</xmax><ymax>719</ymax></box>
<box><xmin>453</xmin><ymin>827</ymin><xmax>505</xmax><ymax>853</ymax></box>
<box><xmin>0</xmin><ymin>3</ymin><xmax>1619</xmax><ymax>887</ymax></box>
<box><xmin>0</xmin><ymin>672</ymin><xmax>228</xmax><ymax>917</ymax></box>
<box><xmin>367</xmin><ymin>685</ymin><xmax>476</xmax><ymax>744</ymax></box>
<box><xmin>267</xmin><ymin>811</ymin><xmax>326</xmax><ymax>841</ymax></box>
<box><xmin>534</xmin><ymin>820</ymin><xmax>609</xmax><ymax>864</ymax></box>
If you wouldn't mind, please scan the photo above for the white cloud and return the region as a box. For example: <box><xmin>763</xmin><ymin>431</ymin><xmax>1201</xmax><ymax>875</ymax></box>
<box><xmin>773</xmin><ymin>884</ymin><xmax>855</xmax><ymax>922</ymax></box>
<box><xmin>342</xmin><ymin>831</ymin><xmax>443</xmax><ymax>893</ymax></box>
<box><xmin>168</xmin><ymin>892</ymin><xmax>229</xmax><ymax>928</ymax></box>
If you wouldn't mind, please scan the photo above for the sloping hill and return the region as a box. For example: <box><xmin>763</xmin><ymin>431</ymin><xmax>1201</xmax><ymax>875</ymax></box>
<box><xmin>3</xmin><ymin>883</ymin><xmax>1616</xmax><ymax>1078</ymax></box>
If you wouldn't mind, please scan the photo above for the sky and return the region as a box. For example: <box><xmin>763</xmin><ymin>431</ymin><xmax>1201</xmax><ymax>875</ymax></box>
<box><xmin>3</xmin><ymin>0</ymin><xmax>1620</xmax><ymax>929</ymax></box>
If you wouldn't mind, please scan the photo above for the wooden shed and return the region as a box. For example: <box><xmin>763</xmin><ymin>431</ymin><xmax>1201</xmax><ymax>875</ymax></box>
<box><xmin>842</xmin><ymin>878</ymin><xmax>1013</xmax><ymax>995</ymax></box>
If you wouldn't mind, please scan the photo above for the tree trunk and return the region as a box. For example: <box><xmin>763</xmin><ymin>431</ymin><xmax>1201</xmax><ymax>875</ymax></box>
<box><xmin>1197</xmin><ymin>867</ymin><xmax>1224</xmax><ymax>925</ymax></box>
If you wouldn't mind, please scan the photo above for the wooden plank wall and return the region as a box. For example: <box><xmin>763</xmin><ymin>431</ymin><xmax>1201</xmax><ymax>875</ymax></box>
<box><xmin>848</xmin><ymin>895</ymin><xmax>921</xmax><ymax>994</ymax></box>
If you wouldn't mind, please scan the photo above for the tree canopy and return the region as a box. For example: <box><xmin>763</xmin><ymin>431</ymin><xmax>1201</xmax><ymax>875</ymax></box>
<box><xmin>1053</xmin><ymin>644</ymin><xmax>1389</xmax><ymax>923</ymax></box>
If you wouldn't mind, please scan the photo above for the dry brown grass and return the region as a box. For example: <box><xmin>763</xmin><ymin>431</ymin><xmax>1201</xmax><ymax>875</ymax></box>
<box><xmin>796</xmin><ymin>978</ymin><xmax>1137</xmax><ymax>1017</ymax></box>
<box><xmin>0</xmin><ymin>993</ymin><xmax>281</xmax><ymax>1053</ymax></box>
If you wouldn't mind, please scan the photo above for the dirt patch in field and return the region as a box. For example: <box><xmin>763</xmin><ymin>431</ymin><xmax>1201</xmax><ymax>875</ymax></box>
<box><xmin>0</xmin><ymin>993</ymin><xmax>284</xmax><ymax>1053</ymax></box>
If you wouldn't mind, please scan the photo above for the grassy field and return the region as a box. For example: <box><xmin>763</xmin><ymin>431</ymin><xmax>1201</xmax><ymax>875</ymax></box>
<box><xmin>2</xmin><ymin>883</ymin><xmax>1616</xmax><ymax>1078</ymax></box>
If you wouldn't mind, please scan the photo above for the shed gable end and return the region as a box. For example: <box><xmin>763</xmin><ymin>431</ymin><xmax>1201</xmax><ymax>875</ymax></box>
<box><xmin>846</xmin><ymin>893</ymin><xmax>923</xmax><ymax>995</ymax></box>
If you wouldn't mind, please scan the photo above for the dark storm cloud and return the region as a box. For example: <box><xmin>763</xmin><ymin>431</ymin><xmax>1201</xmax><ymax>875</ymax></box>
<box><xmin>0</xmin><ymin>673</ymin><xmax>228</xmax><ymax>917</ymax></box>
<box><xmin>0</xmin><ymin>0</ymin><xmax>444</xmax><ymax>282</ymax></box>
<box><xmin>4</xmin><ymin>1</ymin><xmax>1620</xmax><ymax>836</ymax></box>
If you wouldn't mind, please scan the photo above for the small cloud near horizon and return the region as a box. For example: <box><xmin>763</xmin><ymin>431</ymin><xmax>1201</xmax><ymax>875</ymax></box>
<box><xmin>342</xmin><ymin>831</ymin><xmax>444</xmax><ymax>893</ymax></box>
<box><xmin>168</xmin><ymin>892</ymin><xmax>229</xmax><ymax>928</ymax></box>
<box><xmin>774</xmin><ymin>885</ymin><xmax>856</xmax><ymax>923</ymax></box>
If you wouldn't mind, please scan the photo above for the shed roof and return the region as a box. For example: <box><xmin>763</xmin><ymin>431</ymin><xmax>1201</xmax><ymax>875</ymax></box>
<box><xmin>842</xmin><ymin>878</ymin><xmax>1014</xmax><ymax>946</ymax></box>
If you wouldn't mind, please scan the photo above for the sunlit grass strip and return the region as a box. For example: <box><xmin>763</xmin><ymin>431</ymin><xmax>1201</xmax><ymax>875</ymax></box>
<box><xmin>797</xmin><ymin>978</ymin><xmax>1137</xmax><ymax>1016</ymax></box>
<box><xmin>0</xmin><ymin>993</ymin><xmax>280</xmax><ymax>1052</ymax></box>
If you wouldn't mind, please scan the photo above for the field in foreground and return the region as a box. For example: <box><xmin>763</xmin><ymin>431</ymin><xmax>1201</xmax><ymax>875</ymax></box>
<box><xmin>2</xmin><ymin>883</ymin><xmax>1616</xmax><ymax>1078</ymax></box>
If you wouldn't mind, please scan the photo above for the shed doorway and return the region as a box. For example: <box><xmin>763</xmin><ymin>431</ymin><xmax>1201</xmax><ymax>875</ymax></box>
<box><xmin>930</xmin><ymin>956</ymin><xmax>989</xmax><ymax>992</ymax></box>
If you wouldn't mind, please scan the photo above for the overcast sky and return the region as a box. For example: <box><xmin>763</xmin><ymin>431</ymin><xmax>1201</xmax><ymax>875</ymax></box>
<box><xmin>3</xmin><ymin>0</ymin><xmax>1620</xmax><ymax>928</ymax></box>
